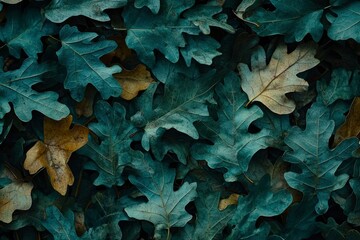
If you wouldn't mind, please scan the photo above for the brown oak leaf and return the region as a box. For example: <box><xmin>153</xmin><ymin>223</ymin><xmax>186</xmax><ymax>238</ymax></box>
<box><xmin>24</xmin><ymin>116</ymin><xmax>89</xmax><ymax>195</ymax></box>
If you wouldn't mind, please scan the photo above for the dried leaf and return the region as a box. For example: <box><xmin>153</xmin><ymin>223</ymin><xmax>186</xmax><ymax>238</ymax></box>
<box><xmin>75</xmin><ymin>86</ymin><xmax>97</xmax><ymax>118</ymax></box>
<box><xmin>218</xmin><ymin>193</ymin><xmax>240</xmax><ymax>211</ymax></box>
<box><xmin>238</xmin><ymin>43</ymin><xmax>319</xmax><ymax>114</ymax></box>
<box><xmin>24</xmin><ymin>116</ymin><xmax>89</xmax><ymax>195</ymax></box>
<box><xmin>0</xmin><ymin>167</ymin><xmax>33</xmax><ymax>223</ymax></box>
<box><xmin>101</xmin><ymin>35</ymin><xmax>134</xmax><ymax>65</ymax></box>
<box><xmin>334</xmin><ymin>97</ymin><xmax>360</xmax><ymax>146</ymax></box>
<box><xmin>114</xmin><ymin>64</ymin><xmax>154</xmax><ymax>100</ymax></box>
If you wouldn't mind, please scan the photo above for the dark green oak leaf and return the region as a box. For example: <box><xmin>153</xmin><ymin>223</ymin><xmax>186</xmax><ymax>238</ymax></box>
<box><xmin>80</xmin><ymin>101</ymin><xmax>142</xmax><ymax>187</ymax></box>
<box><xmin>45</xmin><ymin>0</ymin><xmax>127</xmax><ymax>23</ymax></box>
<box><xmin>0</xmin><ymin>7</ymin><xmax>57</xmax><ymax>58</ymax></box>
<box><xmin>227</xmin><ymin>175</ymin><xmax>293</xmax><ymax>239</ymax></box>
<box><xmin>283</xmin><ymin>102</ymin><xmax>359</xmax><ymax>214</ymax></box>
<box><xmin>244</xmin><ymin>0</ymin><xmax>325</xmax><ymax>42</ymax></box>
<box><xmin>57</xmin><ymin>25</ymin><xmax>122</xmax><ymax>101</ymax></box>
<box><xmin>125</xmin><ymin>157</ymin><xmax>197</xmax><ymax>239</ymax></box>
<box><xmin>316</xmin><ymin>68</ymin><xmax>360</xmax><ymax>106</ymax></box>
<box><xmin>0</xmin><ymin>58</ymin><xmax>69</xmax><ymax>121</ymax></box>
<box><xmin>134</xmin><ymin>0</ymin><xmax>160</xmax><ymax>14</ymax></box>
<box><xmin>174</xmin><ymin>182</ymin><xmax>235</xmax><ymax>240</ymax></box>
<box><xmin>327</xmin><ymin>2</ymin><xmax>360</xmax><ymax>42</ymax></box>
<box><xmin>319</xmin><ymin>218</ymin><xmax>360</xmax><ymax>240</ymax></box>
<box><xmin>131</xmin><ymin>60</ymin><xmax>216</xmax><ymax>151</ymax></box>
<box><xmin>191</xmin><ymin>73</ymin><xmax>271</xmax><ymax>182</ymax></box>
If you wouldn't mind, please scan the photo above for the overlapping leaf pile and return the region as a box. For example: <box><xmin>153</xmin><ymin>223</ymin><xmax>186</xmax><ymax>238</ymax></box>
<box><xmin>1</xmin><ymin>0</ymin><xmax>360</xmax><ymax>239</ymax></box>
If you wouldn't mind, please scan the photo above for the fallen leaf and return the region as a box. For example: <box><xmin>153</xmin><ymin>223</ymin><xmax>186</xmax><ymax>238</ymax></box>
<box><xmin>101</xmin><ymin>35</ymin><xmax>134</xmax><ymax>65</ymax></box>
<box><xmin>24</xmin><ymin>116</ymin><xmax>89</xmax><ymax>195</ymax></box>
<box><xmin>0</xmin><ymin>167</ymin><xmax>33</xmax><ymax>223</ymax></box>
<box><xmin>238</xmin><ymin>43</ymin><xmax>319</xmax><ymax>114</ymax></box>
<box><xmin>1</xmin><ymin>0</ymin><xmax>22</xmax><ymax>3</ymax></box>
<box><xmin>334</xmin><ymin>97</ymin><xmax>360</xmax><ymax>146</ymax></box>
<box><xmin>75</xmin><ymin>86</ymin><xmax>97</xmax><ymax>117</ymax></box>
<box><xmin>218</xmin><ymin>193</ymin><xmax>240</xmax><ymax>211</ymax></box>
<box><xmin>114</xmin><ymin>64</ymin><xmax>154</xmax><ymax>100</ymax></box>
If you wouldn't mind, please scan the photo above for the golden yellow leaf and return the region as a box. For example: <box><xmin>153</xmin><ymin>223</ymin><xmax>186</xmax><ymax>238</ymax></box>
<box><xmin>334</xmin><ymin>97</ymin><xmax>360</xmax><ymax>146</ymax></box>
<box><xmin>24</xmin><ymin>116</ymin><xmax>89</xmax><ymax>195</ymax></box>
<box><xmin>75</xmin><ymin>86</ymin><xmax>97</xmax><ymax>117</ymax></box>
<box><xmin>114</xmin><ymin>64</ymin><xmax>154</xmax><ymax>100</ymax></box>
<box><xmin>0</xmin><ymin>167</ymin><xmax>33</xmax><ymax>223</ymax></box>
<box><xmin>238</xmin><ymin>43</ymin><xmax>319</xmax><ymax>114</ymax></box>
<box><xmin>218</xmin><ymin>193</ymin><xmax>240</xmax><ymax>211</ymax></box>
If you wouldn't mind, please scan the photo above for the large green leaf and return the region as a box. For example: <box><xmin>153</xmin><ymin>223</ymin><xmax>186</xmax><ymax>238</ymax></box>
<box><xmin>0</xmin><ymin>7</ymin><xmax>57</xmax><ymax>58</ymax></box>
<box><xmin>134</xmin><ymin>0</ymin><xmax>160</xmax><ymax>14</ymax></box>
<box><xmin>192</xmin><ymin>73</ymin><xmax>271</xmax><ymax>182</ymax></box>
<box><xmin>131</xmin><ymin>60</ymin><xmax>216</xmax><ymax>151</ymax></box>
<box><xmin>227</xmin><ymin>175</ymin><xmax>293</xmax><ymax>239</ymax></box>
<box><xmin>80</xmin><ymin>101</ymin><xmax>142</xmax><ymax>187</ymax></box>
<box><xmin>327</xmin><ymin>2</ymin><xmax>360</xmax><ymax>42</ymax></box>
<box><xmin>283</xmin><ymin>102</ymin><xmax>359</xmax><ymax>214</ymax></box>
<box><xmin>0</xmin><ymin>58</ymin><xmax>69</xmax><ymax>121</ymax></box>
<box><xmin>45</xmin><ymin>0</ymin><xmax>127</xmax><ymax>23</ymax></box>
<box><xmin>242</xmin><ymin>0</ymin><xmax>324</xmax><ymax>42</ymax></box>
<box><xmin>57</xmin><ymin>25</ymin><xmax>122</xmax><ymax>101</ymax></box>
<box><xmin>125</xmin><ymin>157</ymin><xmax>197</xmax><ymax>239</ymax></box>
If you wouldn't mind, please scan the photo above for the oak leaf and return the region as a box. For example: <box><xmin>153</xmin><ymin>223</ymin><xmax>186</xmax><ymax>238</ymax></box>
<box><xmin>24</xmin><ymin>116</ymin><xmax>89</xmax><ymax>195</ymax></box>
<box><xmin>238</xmin><ymin>43</ymin><xmax>319</xmax><ymax>114</ymax></box>
<box><xmin>334</xmin><ymin>97</ymin><xmax>360</xmax><ymax>146</ymax></box>
<box><xmin>0</xmin><ymin>167</ymin><xmax>33</xmax><ymax>223</ymax></box>
<box><xmin>114</xmin><ymin>64</ymin><xmax>154</xmax><ymax>100</ymax></box>
<box><xmin>218</xmin><ymin>193</ymin><xmax>240</xmax><ymax>211</ymax></box>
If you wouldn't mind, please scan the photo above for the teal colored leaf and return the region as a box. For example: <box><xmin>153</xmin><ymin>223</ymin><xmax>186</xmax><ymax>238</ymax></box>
<box><xmin>244</xmin><ymin>0</ymin><xmax>324</xmax><ymax>42</ymax></box>
<box><xmin>327</xmin><ymin>2</ymin><xmax>360</xmax><ymax>42</ymax></box>
<box><xmin>0</xmin><ymin>7</ymin><xmax>57</xmax><ymax>58</ymax></box>
<box><xmin>227</xmin><ymin>175</ymin><xmax>293</xmax><ymax>239</ymax></box>
<box><xmin>0</xmin><ymin>58</ymin><xmax>69</xmax><ymax>121</ymax></box>
<box><xmin>122</xmin><ymin>0</ymin><xmax>196</xmax><ymax>66</ymax></box>
<box><xmin>80</xmin><ymin>101</ymin><xmax>142</xmax><ymax>187</ymax></box>
<box><xmin>131</xmin><ymin>61</ymin><xmax>216</xmax><ymax>151</ymax></box>
<box><xmin>316</xmin><ymin>68</ymin><xmax>360</xmax><ymax>106</ymax></box>
<box><xmin>180</xmin><ymin>35</ymin><xmax>221</xmax><ymax>67</ymax></box>
<box><xmin>347</xmin><ymin>178</ymin><xmax>360</xmax><ymax>225</ymax></box>
<box><xmin>125</xmin><ymin>158</ymin><xmax>197</xmax><ymax>238</ymax></box>
<box><xmin>134</xmin><ymin>0</ymin><xmax>160</xmax><ymax>14</ymax></box>
<box><xmin>192</xmin><ymin>73</ymin><xmax>271</xmax><ymax>182</ymax></box>
<box><xmin>57</xmin><ymin>25</ymin><xmax>122</xmax><ymax>101</ymax></box>
<box><xmin>183</xmin><ymin>0</ymin><xmax>235</xmax><ymax>35</ymax></box>
<box><xmin>319</xmin><ymin>218</ymin><xmax>360</xmax><ymax>240</ymax></box>
<box><xmin>45</xmin><ymin>0</ymin><xmax>127</xmax><ymax>23</ymax></box>
<box><xmin>283</xmin><ymin>102</ymin><xmax>359</xmax><ymax>214</ymax></box>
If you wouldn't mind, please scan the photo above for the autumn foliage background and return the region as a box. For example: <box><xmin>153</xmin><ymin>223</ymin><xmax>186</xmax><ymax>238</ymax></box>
<box><xmin>1</xmin><ymin>0</ymin><xmax>360</xmax><ymax>239</ymax></box>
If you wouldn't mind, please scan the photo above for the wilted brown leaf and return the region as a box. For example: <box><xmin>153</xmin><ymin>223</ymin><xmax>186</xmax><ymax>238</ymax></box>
<box><xmin>101</xmin><ymin>35</ymin><xmax>133</xmax><ymax>65</ymax></box>
<box><xmin>218</xmin><ymin>193</ymin><xmax>240</xmax><ymax>211</ymax></box>
<box><xmin>0</xmin><ymin>167</ymin><xmax>33</xmax><ymax>223</ymax></box>
<box><xmin>114</xmin><ymin>64</ymin><xmax>154</xmax><ymax>100</ymax></box>
<box><xmin>75</xmin><ymin>86</ymin><xmax>97</xmax><ymax>117</ymax></box>
<box><xmin>24</xmin><ymin>116</ymin><xmax>89</xmax><ymax>196</ymax></box>
<box><xmin>334</xmin><ymin>97</ymin><xmax>360</xmax><ymax>146</ymax></box>
<box><xmin>238</xmin><ymin>43</ymin><xmax>319</xmax><ymax>114</ymax></box>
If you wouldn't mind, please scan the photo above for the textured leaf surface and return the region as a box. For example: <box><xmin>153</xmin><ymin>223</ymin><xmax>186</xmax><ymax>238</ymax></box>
<box><xmin>24</xmin><ymin>116</ymin><xmax>89</xmax><ymax>195</ymax></box>
<box><xmin>134</xmin><ymin>0</ymin><xmax>160</xmax><ymax>13</ymax></box>
<box><xmin>228</xmin><ymin>176</ymin><xmax>292</xmax><ymax>239</ymax></box>
<box><xmin>238</xmin><ymin>43</ymin><xmax>319</xmax><ymax>114</ymax></box>
<box><xmin>80</xmin><ymin>101</ymin><xmax>142</xmax><ymax>187</ymax></box>
<box><xmin>0</xmin><ymin>58</ymin><xmax>69</xmax><ymax>121</ymax></box>
<box><xmin>192</xmin><ymin>73</ymin><xmax>271</xmax><ymax>181</ymax></box>
<box><xmin>45</xmin><ymin>0</ymin><xmax>127</xmax><ymax>23</ymax></box>
<box><xmin>57</xmin><ymin>25</ymin><xmax>122</xmax><ymax>101</ymax></box>
<box><xmin>284</xmin><ymin>102</ymin><xmax>359</xmax><ymax>214</ymax></box>
<box><xmin>0</xmin><ymin>167</ymin><xmax>33</xmax><ymax>223</ymax></box>
<box><xmin>125</xmin><ymin>158</ymin><xmax>197</xmax><ymax>237</ymax></box>
<box><xmin>243</xmin><ymin>0</ymin><xmax>324</xmax><ymax>42</ymax></box>
<box><xmin>327</xmin><ymin>2</ymin><xmax>360</xmax><ymax>42</ymax></box>
<box><xmin>0</xmin><ymin>7</ymin><xmax>56</xmax><ymax>58</ymax></box>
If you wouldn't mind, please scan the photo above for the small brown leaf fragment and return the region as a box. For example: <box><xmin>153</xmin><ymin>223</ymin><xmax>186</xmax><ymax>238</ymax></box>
<box><xmin>0</xmin><ymin>167</ymin><xmax>33</xmax><ymax>223</ymax></box>
<box><xmin>218</xmin><ymin>193</ymin><xmax>240</xmax><ymax>211</ymax></box>
<box><xmin>24</xmin><ymin>116</ymin><xmax>89</xmax><ymax>196</ymax></box>
<box><xmin>334</xmin><ymin>97</ymin><xmax>360</xmax><ymax>147</ymax></box>
<box><xmin>114</xmin><ymin>64</ymin><xmax>154</xmax><ymax>100</ymax></box>
<box><xmin>238</xmin><ymin>43</ymin><xmax>319</xmax><ymax>114</ymax></box>
<box><xmin>101</xmin><ymin>35</ymin><xmax>133</xmax><ymax>65</ymax></box>
<box><xmin>75</xmin><ymin>86</ymin><xmax>97</xmax><ymax>117</ymax></box>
